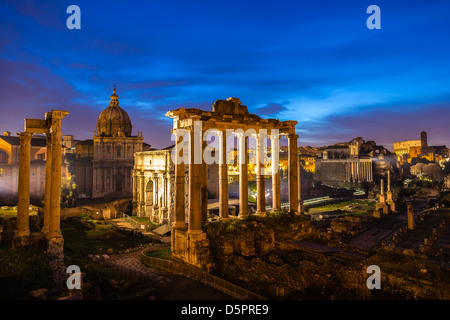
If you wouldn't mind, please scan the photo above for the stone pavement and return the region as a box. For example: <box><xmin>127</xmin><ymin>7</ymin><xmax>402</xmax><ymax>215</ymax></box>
<box><xmin>108</xmin><ymin>244</ymin><xmax>173</xmax><ymax>285</ymax></box>
<box><xmin>107</xmin><ymin>245</ymin><xmax>233</xmax><ymax>299</ymax></box>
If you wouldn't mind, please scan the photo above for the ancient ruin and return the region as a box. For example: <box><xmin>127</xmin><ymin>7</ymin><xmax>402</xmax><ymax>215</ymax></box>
<box><xmin>15</xmin><ymin>110</ymin><xmax>69</xmax><ymax>253</ymax></box>
<box><xmin>165</xmin><ymin>97</ymin><xmax>301</xmax><ymax>270</ymax></box>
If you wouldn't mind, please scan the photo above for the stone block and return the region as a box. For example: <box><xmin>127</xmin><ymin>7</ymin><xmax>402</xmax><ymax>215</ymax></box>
<box><xmin>233</xmin><ymin>232</ymin><xmax>255</xmax><ymax>257</ymax></box>
<box><xmin>254</xmin><ymin>228</ymin><xmax>275</xmax><ymax>255</ymax></box>
<box><xmin>171</xmin><ymin>229</ymin><xmax>212</xmax><ymax>271</ymax></box>
<box><xmin>26</xmin><ymin>288</ymin><xmax>48</xmax><ymax>300</ymax></box>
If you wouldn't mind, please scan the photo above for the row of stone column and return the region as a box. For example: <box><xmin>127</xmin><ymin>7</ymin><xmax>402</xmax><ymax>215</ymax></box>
<box><xmin>16</xmin><ymin>130</ymin><xmax>64</xmax><ymax>242</ymax></box>
<box><xmin>172</xmin><ymin>130</ymin><xmax>300</xmax><ymax>234</ymax></box>
<box><xmin>347</xmin><ymin>160</ymin><xmax>372</xmax><ymax>183</ymax></box>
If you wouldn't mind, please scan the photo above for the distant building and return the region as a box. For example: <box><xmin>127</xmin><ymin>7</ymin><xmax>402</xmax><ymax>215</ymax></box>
<box><xmin>74</xmin><ymin>88</ymin><xmax>150</xmax><ymax>199</ymax></box>
<box><xmin>394</xmin><ymin>131</ymin><xmax>449</xmax><ymax>165</ymax></box>
<box><xmin>313</xmin><ymin>137</ymin><xmax>399</xmax><ymax>186</ymax></box>
<box><xmin>298</xmin><ymin>146</ymin><xmax>318</xmax><ymax>173</ymax></box>
<box><xmin>0</xmin><ymin>131</ymin><xmax>68</xmax><ymax>200</ymax></box>
<box><xmin>314</xmin><ymin>137</ymin><xmax>374</xmax><ymax>186</ymax></box>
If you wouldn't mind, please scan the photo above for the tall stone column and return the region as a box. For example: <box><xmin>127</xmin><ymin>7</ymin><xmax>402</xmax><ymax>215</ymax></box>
<box><xmin>238</xmin><ymin>133</ymin><xmax>249</xmax><ymax>218</ymax></box>
<box><xmin>219</xmin><ymin>130</ymin><xmax>229</xmax><ymax>220</ymax></box>
<box><xmin>188</xmin><ymin>130</ymin><xmax>203</xmax><ymax>234</ymax></box>
<box><xmin>256</xmin><ymin>133</ymin><xmax>265</xmax><ymax>214</ymax></box>
<box><xmin>16</xmin><ymin>132</ymin><xmax>32</xmax><ymax>238</ymax></box>
<box><xmin>43</xmin><ymin>133</ymin><xmax>53</xmax><ymax>234</ymax></box>
<box><xmin>271</xmin><ymin>134</ymin><xmax>281</xmax><ymax>211</ymax></box>
<box><xmin>288</xmin><ymin>134</ymin><xmax>299</xmax><ymax>213</ymax></box>
<box><xmin>387</xmin><ymin>170</ymin><xmax>391</xmax><ymax>193</ymax></box>
<box><xmin>163</xmin><ymin>177</ymin><xmax>168</xmax><ymax>208</ymax></box>
<box><xmin>201</xmin><ymin>139</ymin><xmax>208</xmax><ymax>222</ymax></box>
<box><xmin>153</xmin><ymin>176</ymin><xmax>159</xmax><ymax>210</ymax></box>
<box><xmin>407</xmin><ymin>202</ymin><xmax>414</xmax><ymax>230</ymax></box>
<box><xmin>298</xmin><ymin>156</ymin><xmax>304</xmax><ymax>214</ymax></box>
<box><xmin>48</xmin><ymin>131</ymin><xmax>63</xmax><ymax>240</ymax></box>
<box><xmin>173</xmin><ymin>132</ymin><xmax>186</xmax><ymax>229</ymax></box>
<box><xmin>139</xmin><ymin>175</ymin><xmax>145</xmax><ymax>216</ymax></box>
<box><xmin>132</xmin><ymin>173</ymin><xmax>137</xmax><ymax>202</ymax></box>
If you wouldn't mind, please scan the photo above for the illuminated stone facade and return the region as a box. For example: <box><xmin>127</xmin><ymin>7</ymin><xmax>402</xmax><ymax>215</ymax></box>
<box><xmin>0</xmin><ymin>132</ymin><xmax>68</xmax><ymax>200</ymax></box>
<box><xmin>75</xmin><ymin>88</ymin><xmax>147</xmax><ymax>199</ymax></box>
<box><xmin>314</xmin><ymin>137</ymin><xmax>373</xmax><ymax>185</ymax></box>
<box><xmin>166</xmin><ymin>97</ymin><xmax>300</xmax><ymax>270</ymax></box>
<box><xmin>133</xmin><ymin>147</ymin><xmax>219</xmax><ymax>224</ymax></box>
<box><xmin>393</xmin><ymin>131</ymin><xmax>449</xmax><ymax>165</ymax></box>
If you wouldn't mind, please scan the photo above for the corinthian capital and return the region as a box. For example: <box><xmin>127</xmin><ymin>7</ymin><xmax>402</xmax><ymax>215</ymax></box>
<box><xmin>18</xmin><ymin>132</ymin><xmax>33</xmax><ymax>146</ymax></box>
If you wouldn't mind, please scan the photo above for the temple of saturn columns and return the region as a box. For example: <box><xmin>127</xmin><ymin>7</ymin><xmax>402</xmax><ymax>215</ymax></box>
<box><xmin>165</xmin><ymin>97</ymin><xmax>302</xmax><ymax>270</ymax></box>
<box><xmin>15</xmin><ymin>110</ymin><xmax>69</xmax><ymax>251</ymax></box>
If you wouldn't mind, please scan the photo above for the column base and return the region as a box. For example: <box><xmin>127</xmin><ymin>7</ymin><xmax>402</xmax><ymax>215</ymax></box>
<box><xmin>15</xmin><ymin>229</ymin><xmax>30</xmax><ymax>237</ymax></box>
<box><xmin>48</xmin><ymin>236</ymin><xmax>64</xmax><ymax>255</ymax></box>
<box><xmin>13</xmin><ymin>232</ymin><xmax>47</xmax><ymax>250</ymax></box>
<box><xmin>13</xmin><ymin>235</ymin><xmax>29</xmax><ymax>248</ymax></box>
<box><xmin>171</xmin><ymin>228</ymin><xmax>211</xmax><ymax>272</ymax></box>
<box><xmin>188</xmin><ymin>229</ymin><xmax>204</xmax><ymax>235</ymax></box>
<box><xmin>172</xmin><ymin>221</ymin><xmax>187</xmax><ymax>230</ymax></box>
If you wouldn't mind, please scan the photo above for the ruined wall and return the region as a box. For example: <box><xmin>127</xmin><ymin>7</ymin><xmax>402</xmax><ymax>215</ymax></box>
<box><xmin>315</xmin><ymin>159</ymin><xmax>348</xmax><ymax>182</ymax></box>
<box><xmin>171</xmin><ymin>228</ymin><xmax>212</xmax><ymax>271</ymax></box>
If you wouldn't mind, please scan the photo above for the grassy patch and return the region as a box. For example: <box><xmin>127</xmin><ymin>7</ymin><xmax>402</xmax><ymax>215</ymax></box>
<box><xmin>145</xmin><ymin>248</ymin><xmax>172</xmax><ymax>260</ymax></box>
<box><xmin>129</xmin><ymin>216</ymin><xmax>159</xmax><ymax>230</ymax></box>
<box><xmin>308</xmin><ymin>200</ymin><xmax>375</xmax><ymax>216</ymax></box>
<box><xmin>0</xmin><ymin>206</ymin><xmax>39</xmax><ymax>218</ymax></box>
<box><xmin>62</xmin><ymin>215</ymin><xmax>158</xmax><ymax>263</ymax></box>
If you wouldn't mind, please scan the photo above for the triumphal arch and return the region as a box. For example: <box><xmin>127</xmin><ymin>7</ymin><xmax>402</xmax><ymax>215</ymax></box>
<box><xmin>166</xmin><ymin>97</ymin><xmax>301</xmax><ymax>270</ymax></box>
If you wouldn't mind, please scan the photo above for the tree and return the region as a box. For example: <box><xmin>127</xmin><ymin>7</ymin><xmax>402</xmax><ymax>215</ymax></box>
<box><xmin>61</xmin><ymin>179</ymin><xmax>78</xmax><ymax>207</ymax></box>
<box><xmin>443</xmin><ymin>161</ymin><xmax>450</xmax><ymax>176</ymax></box>
<box><xmin>410</xmin><ymin>163</ymin><xmax>444</xmax><ymax>182</ymax></box>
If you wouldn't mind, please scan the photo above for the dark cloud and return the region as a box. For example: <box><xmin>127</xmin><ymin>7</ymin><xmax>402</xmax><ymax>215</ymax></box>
<box><xmin>255</xmin><ymin>103</ymin><xmax>289</xmax><ymax>117</ymax></box>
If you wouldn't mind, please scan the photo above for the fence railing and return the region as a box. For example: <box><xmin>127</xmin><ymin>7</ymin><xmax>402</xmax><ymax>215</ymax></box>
<box><xmin>141</xmin><ymin>251</ymin><xmax>266</xmax><ymax>300</ymax></box>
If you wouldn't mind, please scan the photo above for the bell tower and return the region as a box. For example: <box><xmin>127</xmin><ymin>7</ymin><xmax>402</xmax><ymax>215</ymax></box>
<box><xmin>420</xmin><ymin>131</ymin><xmax>428</xmax><ymax>148</ymax></box>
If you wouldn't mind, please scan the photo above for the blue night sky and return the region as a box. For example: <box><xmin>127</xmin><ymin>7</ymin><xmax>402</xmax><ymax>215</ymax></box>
<box><xmin>1</xmin><ymin>0</ymin><xmax>450</xmax><ymax>150</ymax></box>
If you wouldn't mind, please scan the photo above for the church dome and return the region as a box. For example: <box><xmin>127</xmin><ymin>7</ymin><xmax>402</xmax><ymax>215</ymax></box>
<box><xmin>96</xmin><ymin>87</ymin><xmax>132</xmax><ymax>137</ymax></box>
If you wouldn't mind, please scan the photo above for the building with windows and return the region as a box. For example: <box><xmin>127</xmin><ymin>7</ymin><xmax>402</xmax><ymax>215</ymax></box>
<box><xmin>0</xmin><ymin>131</ymin><xmax>68</xmax><ymax>200</ymax></box>
<box><xmin>393</xmin><ymin>131</ymin><xmax>449</xmax><ymax>165</ymax></box>
<box><xmin>74</xmin><ymin>88</ymin><xmax>149</xmax><ymax>199</ymax></box>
